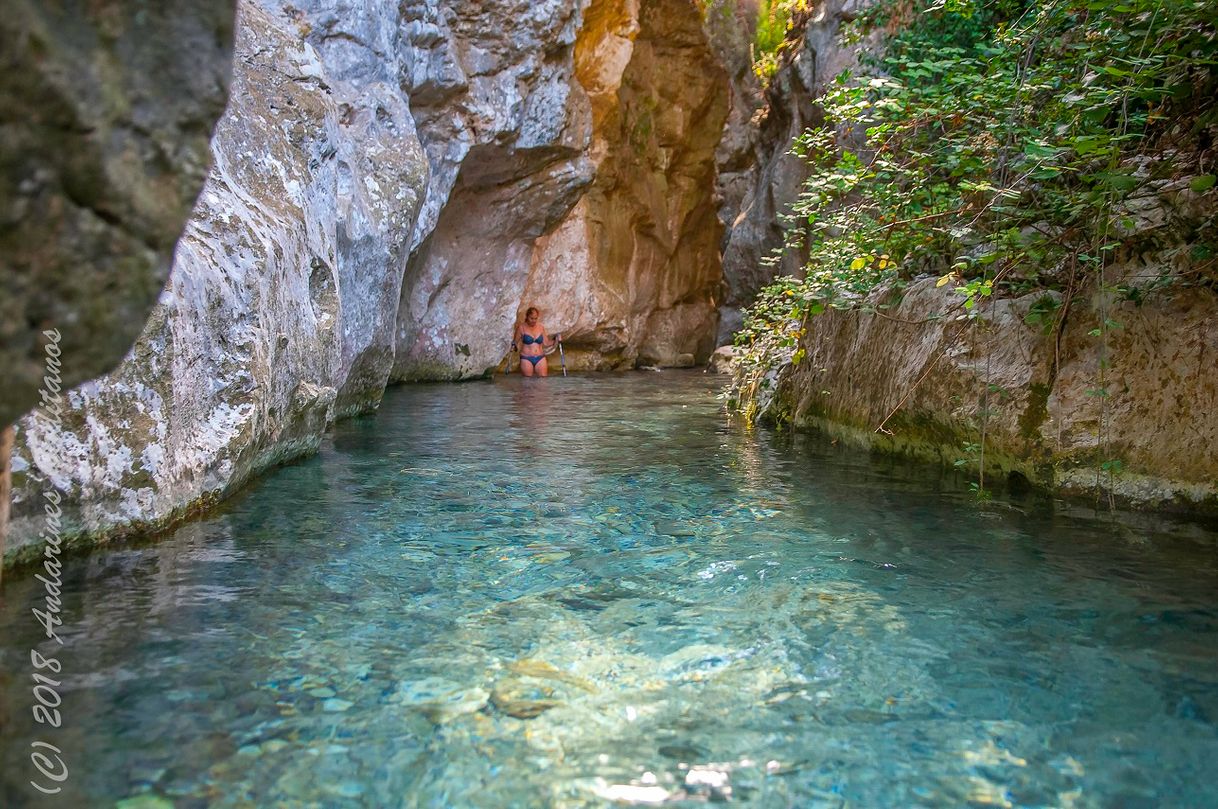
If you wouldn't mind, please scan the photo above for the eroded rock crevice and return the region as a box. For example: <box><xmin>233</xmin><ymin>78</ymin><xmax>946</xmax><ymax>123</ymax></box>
<box><xmin>713</xmin><ymin>0</ymin><xmax>885</xmax><ymax>339</ymax></box>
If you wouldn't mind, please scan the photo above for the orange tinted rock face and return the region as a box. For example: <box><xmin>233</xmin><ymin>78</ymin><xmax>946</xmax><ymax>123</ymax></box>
<box><xmin>525</xmin><ymin>0</ymin><xmax>729</xmax><ymax>371</ymax></box>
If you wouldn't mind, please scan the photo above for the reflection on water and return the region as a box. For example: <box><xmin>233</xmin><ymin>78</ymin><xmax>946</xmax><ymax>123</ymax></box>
<box><xmin>1</xmin><ymin>371</ymin><xmax>1216</xmax><ymax>807</ymax></box>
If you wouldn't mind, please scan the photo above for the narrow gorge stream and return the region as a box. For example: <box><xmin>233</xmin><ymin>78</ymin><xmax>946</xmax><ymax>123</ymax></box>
<box><xmin>1</xmin><ymin>373</ymin><xmax>1215</xmax><ymax>807</ymax></box>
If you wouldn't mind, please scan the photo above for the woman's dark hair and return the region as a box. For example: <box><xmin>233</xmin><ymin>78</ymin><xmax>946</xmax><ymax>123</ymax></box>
<box><xmin>525</xmin><ymin>307</ymin><xmax>539</xmax><ymax>318</ymax></box>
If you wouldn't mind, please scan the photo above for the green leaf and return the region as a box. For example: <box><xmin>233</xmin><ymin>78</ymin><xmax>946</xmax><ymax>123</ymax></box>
<box><xmin>1191</xmin><ymin>175</ymin><xmax>1216</xmax><ymax>193</ymax></box>
<box><xmin>1092</xmin><ymin>170</ymin><xmax>1139</xmax><ymax>192</ymax></box>
<box><xmin>1023</xmin><ymin>141</ymin><xmax>1060</xmax><ymax>159</ymax></box>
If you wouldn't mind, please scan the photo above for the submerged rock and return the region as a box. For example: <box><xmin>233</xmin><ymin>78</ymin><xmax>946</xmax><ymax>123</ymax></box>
<box><xmin>490</xmin><ymin>677</ymin><xmax>560</xmax><ymax>719</ymax></box>
<box><xmin>592</xmin><ymin>782</ymin><xmax>671</xmax><ymax>804</ymax></box>
<box><xmin>114</xmin><ymin>797</ymin><xmax>175</xmax><ymax>809</ymax></box>
<box><xmin>507</xmin><ymin>658</ymin><xmax>598</xmax><ymax>693</ymax></box>
<box><xmin>322</xmin><ymin>698</ymin><xmax>354</xmax><ymax>713</ymax></box>
<box><xmin>658</xmin><ymin>741</ymin><xmax>710</xmax><ymax>762</ymax></box>
<box><xmin>397</xmin><ymin>677</ymin><xmax>490</xmax><ymax>723</ymax></box>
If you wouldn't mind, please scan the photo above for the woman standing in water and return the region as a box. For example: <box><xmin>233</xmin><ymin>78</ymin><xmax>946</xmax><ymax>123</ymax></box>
<box><xmin>513</xmin><ymin>307</ymin><xmax>559</xmax><ymax>377</ymax></box>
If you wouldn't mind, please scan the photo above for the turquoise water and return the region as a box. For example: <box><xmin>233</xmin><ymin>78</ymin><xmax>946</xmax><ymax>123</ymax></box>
<box><xmin>1</xmin><ymin>371</ymin><xmax>1216</xmax><ymax>808</ymax></box>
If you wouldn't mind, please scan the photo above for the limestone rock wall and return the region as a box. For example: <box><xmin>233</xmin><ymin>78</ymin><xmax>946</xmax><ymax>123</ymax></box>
<box><xmin>0</xmin><ymin>0</ymin><xmax>236</xmax><ymax>429</ymax></box>
<box><xmin>393</xmin><ymin>0</ymin><xmax>730</xmax><ymax>379</ymax></box>
<box><xmin>6</xmin><ymin>1</ymin><xmax>427</xmax><ymax>560</ymax></box>
<box><xmin>522</xmin><ymin>0</ymin><xmax>729</xmax><ymax>371</ymax></box>
<box><xmin>391</xmin><ymin>0</ymin><xmax>594</xmax><ymax>380</ymax></box>
<box><xmin>750</xmin><ymin>259</ymin><xmax>1218</xmax><ymax>511</ymax></box>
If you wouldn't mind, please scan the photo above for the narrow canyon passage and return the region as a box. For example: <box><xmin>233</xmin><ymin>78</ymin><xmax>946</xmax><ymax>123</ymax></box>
<box><xmin>1</xmin><ymin>374</ymin><xmax>1216</xmax><ymax>806</ymax></box>
<box><xmin>3</xmin><ymin>0</ymin><xmax>1216</xmax><ymax>805</ymax></box>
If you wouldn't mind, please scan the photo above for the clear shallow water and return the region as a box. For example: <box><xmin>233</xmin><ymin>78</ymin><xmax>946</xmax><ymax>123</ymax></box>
<box><xmin>1</xmin><ymin>371</ymin><xmax>1217</xmax><ymax>808</ymax></box>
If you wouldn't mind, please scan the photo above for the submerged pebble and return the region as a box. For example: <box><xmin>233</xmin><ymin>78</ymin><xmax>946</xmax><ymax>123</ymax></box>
<box><xmin>397</xmin><ymin>677</ymin><xmax>490</xmax><ymax>722</ymax></box>
<box><xmin>115</xmin><ymin>797</ymin><xmax>174</xmax><ymax>809</ymax></box>
<box><xmin>490</xmin><ymin>678</ymin><xmax>560</xmax><ymax>719</ymax></box>
<box><xmin>322</xmin><ymin>698</ymin><xmax>353</xmax><ymax>713</ymax></box>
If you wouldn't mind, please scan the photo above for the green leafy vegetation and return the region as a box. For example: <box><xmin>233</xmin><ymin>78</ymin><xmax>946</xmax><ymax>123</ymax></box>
<box><xmin>697</xmin><ymin>0</ymin><xmax>810</xmax><ymax>83</ymax></box>
<box><xmin>753</xmin><ymin>0</ymin><xmax>809</xmax><ymax>81</ymax></box>
<box><xmin>732</xmin><ymin>0</ymin><xmax>1217</xmax><ymax>498</ymax></box>
<box><xmin>740</xmin><ymin>0</ymin><xmax>1215</xmax><ymax>346</ymax></box>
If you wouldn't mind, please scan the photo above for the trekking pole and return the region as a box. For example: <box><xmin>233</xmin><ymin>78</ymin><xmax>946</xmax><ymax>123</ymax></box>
<box><xmin>502</xmin><ymin>340</ymin><xmax>517</xmax><ymax>376</ymax></box>
<box><xmin>557</xmin><ymin>334</ymin><xmax>567</xmax><ymax>377</ymax></box>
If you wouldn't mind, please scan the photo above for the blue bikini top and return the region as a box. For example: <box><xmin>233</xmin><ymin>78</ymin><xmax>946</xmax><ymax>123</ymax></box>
<box><xmin>521</xmin><ymin>332</ymin><xmax>545</xmax><ymax>345</ymax></box>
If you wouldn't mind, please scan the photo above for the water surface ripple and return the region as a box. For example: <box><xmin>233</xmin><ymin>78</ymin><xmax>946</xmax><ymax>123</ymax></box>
<box><xmin>2</xmin><ymin>372</ymin><xmax>1216</xmax><ymax>807</ymax></box>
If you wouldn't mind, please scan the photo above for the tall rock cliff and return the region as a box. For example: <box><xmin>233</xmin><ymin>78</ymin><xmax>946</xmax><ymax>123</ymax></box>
<box><xmin>392</xmin><ymin>0</ymin><xmax>729</xmax><ymax>378</ymax></box>
<box><xmin>390</xmin><ymin>0</ymin><xmax>595</xmax><ymax>379</ymax></box>
<box><xmin>7</xmin><ymin>1</ymin><xmax>427</xmax><ymax>560</ymax></box>
<box><xmin>524</xmin><ymin>0</ymin><xmax>729</xmax><ymax>371</ymax></box>
<box><xmin>715</xmin><ymin>0</ymin><xmax>883</xmax><ymax>338</ymax></box>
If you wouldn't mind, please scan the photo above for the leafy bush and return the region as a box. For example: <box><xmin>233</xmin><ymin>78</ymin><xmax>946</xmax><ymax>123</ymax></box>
<box><xmin>736</xmin><ymin>0</ymin><xmax>1217</xmax><ymax>377</ymax></box>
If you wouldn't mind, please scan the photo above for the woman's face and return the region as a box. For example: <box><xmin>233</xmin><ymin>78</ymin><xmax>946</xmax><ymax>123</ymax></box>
<box><xmin>525</xmin><ymin>310</ymin><xmax>539</xmax><ymax>326</ymax></box>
